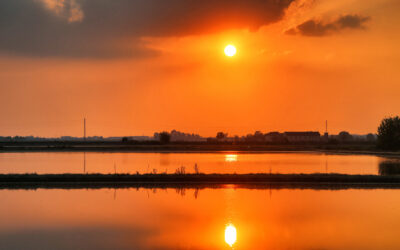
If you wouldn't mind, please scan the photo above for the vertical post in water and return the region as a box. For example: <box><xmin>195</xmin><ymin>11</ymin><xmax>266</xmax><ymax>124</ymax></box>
<box><xmin>83</xmin><ymin>152</ymin><xmax>86</xmax><ymax>173</ymax></box>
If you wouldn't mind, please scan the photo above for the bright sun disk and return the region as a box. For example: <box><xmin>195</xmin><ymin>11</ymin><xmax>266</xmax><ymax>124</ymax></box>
<box><xmin>224</xmin><ymin>45</ymin><xmax>237</xmax><ymax>57</ymax></box>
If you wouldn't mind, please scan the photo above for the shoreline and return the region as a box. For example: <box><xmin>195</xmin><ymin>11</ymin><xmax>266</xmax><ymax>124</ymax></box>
<box><xmin>1</xmin><ymin>173</ymin><xmax>400</xmax><ymax>189</ymax></box>
<box><xmin>1</xmin><ymin>147</ymin><xmax>399</xmax><ymax>158</ymax></box>
<box><xmin>2</xmin><ymin>182</ymin><xmax>400</xmax><ymax>190</ymax></box>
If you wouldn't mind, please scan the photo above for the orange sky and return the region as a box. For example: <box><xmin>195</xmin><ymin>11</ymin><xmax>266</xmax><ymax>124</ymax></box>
<box><xmin>0</xmin><ymin>0</ymin><xmax>399</xmax><ymax>137</ymax></box>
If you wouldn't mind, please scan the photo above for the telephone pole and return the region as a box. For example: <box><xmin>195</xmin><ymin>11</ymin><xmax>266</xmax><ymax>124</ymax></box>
<box><xmin>324</xmin><ymin>120</ymin><xmax>329</xmax><ymax>141</ymax></box>
<box><xmin>325</xmin><ymin>120</ymin><xmax>328</xmax><ymax>134</ymax></box>
<box><xmin>84</xmin><ymin>118</ymin><xmax>86</xmax><ymax>141</ymax></box>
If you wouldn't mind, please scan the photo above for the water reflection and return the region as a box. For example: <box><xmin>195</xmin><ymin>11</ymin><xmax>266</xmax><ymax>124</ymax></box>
<box><xmin>1</xmin><ymin>152</ymin><xmax>399</xmax><ymax>175</ymax></box>
<box><xmin>83</xmin><ymin>152</ymin><xmax>86</xmax><ymax>173</ymax></box>
<box><xmin>225</xmin><ymin>224</ymin><xmax>237</xmax><ymax>247</ymax></box>
<box><xmin>3</xmin><ymin>187</ymin><xmax>400</xmax><ymax>249</ymax></box>
<box><xmin>379</xmin><ymin>160</ymin><xmax>400</xmax><ymax>176</ymax></box>
<box><xmin>225</xmin><ymin>154</ymin><xmax>238</xmax><ymax>162</ymax></box>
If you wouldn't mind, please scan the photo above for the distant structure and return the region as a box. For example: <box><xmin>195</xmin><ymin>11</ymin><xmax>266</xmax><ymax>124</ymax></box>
<box><xmin>154</xmin><ymin>130</ymin><xmax>205</xmax><ymax>142</ymax></box>
<box><xmin>284</xmin><ymin>132</ymin><xmax>321</xmax><ymax>143</ymax></box>
<box><xmin>83</xmin><ymin>118</ymin><xmax>86</xmax><ymax>141</ymax></box>
<box><xmin>324</xmin><ymin>120</ymin><xmax>329</xmax><ymax>141</ymax></box>
<box><xmin>265</xmin><ymin>132</ymin><xmax>286</xmax><ymax>143</ymax></box>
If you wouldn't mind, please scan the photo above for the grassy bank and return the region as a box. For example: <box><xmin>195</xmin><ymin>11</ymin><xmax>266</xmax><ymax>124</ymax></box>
<box><xmin>0</xmin><ymin>141</ymin><xmax>377</xmax><ymax>151</ymax></box>
<box><xmin>2</xmin><ymin>173</ymin><xmax>400</xmax><ymax>190</ymax></box>
<box><xmin>2</xmin><ymin>142</ymin><xmax>400</xmax><ymax>157</ymax></box>
<box><xmin>1</xmin><ymin>173</ymin><xmax>400</xmax><ymax>186</ymax></box>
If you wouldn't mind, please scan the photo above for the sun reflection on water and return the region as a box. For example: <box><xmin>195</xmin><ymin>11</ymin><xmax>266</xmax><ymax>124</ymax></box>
<box><xmin>225</xmin><ymin>154</ymin><xmax>238</xmax><ymax>162</ymax></box>
<box><xmin>225</xmin><ymin>224</ymin><xmax>237</xmax><ymax>247</ymax></box>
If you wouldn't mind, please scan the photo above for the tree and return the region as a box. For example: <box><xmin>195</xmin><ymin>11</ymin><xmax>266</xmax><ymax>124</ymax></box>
<box><xmin>159</xmin><ymin>131</ymin><xmax>171</xmax><ymax>144</ymax></box>
<box><xmin>216</xmin><ymin>132</ymin><xmax>227</xmax><ymax>140</ymax></box>
<box><xmin>366</xmin><ymin>133</ymin><xmax>376</xmax><ymax>142</ymax></box>
<box><xmin>253</xmin><ymin>131</ymin><xmax>265</xmax><ymax>142</ymax></box>
<box><xmin>338</xmin><ymin>131</ymin><xmax>353</xmax><ymax>142</ymax></box>
<box><xmin>377</xmin><ymin>116</ymin><xmax>400</xmax><ymax>150</ymax></box>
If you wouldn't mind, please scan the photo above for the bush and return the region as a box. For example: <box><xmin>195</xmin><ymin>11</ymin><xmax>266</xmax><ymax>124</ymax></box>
<box><xmin>377</xmin><ymin>116</ymin><xmax>400</xmax><ymax>150</ymax></box>
<box><xmin>159</xmin><ymin>132</ymin><xmax>171</xmax><ymax>144</ymax></box>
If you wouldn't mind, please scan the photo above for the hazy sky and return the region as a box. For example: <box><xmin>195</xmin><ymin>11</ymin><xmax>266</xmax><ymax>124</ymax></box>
<box><xmin>1</xmin><ymin>0</ymin><xmax>399</xmax><ymax>137</ymax></box>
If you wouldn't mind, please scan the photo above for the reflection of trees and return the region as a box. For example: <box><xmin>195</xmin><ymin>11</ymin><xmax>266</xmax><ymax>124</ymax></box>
<box><xmin>379</xmin><ymin>160</ymin><xmax>400</xmax><ymax>176</ymax></box>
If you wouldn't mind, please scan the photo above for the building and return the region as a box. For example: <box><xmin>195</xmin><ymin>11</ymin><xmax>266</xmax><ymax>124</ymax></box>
<box><xmin>265</xmin><ymin>132</ymin><xmax>286</xmax><ymax>143</ymax></box>
<box><xmin>283</xmin><ymin>132</ymin><xmax>321</xmax><ymax>143</ymax></box>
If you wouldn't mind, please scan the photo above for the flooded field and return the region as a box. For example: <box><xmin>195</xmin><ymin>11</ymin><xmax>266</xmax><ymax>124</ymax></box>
<box><xmin>0</xmin><ymin>152</ymin><xmax>399</xmax><ymax>175</ymax></box>
<box><xmin>1</xmin><ymin>186</ymin><xmax>400</xmax><ymax>249</ymax></box>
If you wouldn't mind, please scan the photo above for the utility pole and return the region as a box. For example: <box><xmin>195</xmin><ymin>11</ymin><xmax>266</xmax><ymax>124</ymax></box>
<box><xmin>324</xmin><ymin>120</ymin><xmax>329</xmax><ymax>141</ymax></box>
<box><xmin>325</xmin><ymin>120</ymin><xmax>328</xmax><ymax>134</ymax></box>
<box><xmin>84</xmin><ymin>118</ymin><xmax>86</xmax><ymax>141</ymax></box>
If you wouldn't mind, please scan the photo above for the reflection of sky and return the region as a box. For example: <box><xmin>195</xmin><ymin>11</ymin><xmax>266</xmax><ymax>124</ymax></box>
<box><xmin>2</xmin><ymin>188</ymin><xmax>400</xmax><ymax>249</ymax></box>
<box><xmin>159</xmin><ymin>153</ymin><xmax>171</xmax><ymax>166</ymax></box>
<box><xmin>0</xmin><ymin>226</ymin><xmax>156</xmax><ymax>250</ymax></box>
<box><xmin>0</xmin><ymin>152</ymin><xmax>389</xmax><ymax>175</ymax></box>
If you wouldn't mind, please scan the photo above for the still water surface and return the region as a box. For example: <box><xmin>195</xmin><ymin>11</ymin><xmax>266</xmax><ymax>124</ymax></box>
<box><xmin>1</xmin><ymin>187</ymin><xmax>400</xmax><ymax>249</ymax></box>
<box><xmin>0</xmin><ymin>152</ymin><xmax>398</xmax><ymax>175</ymax></box>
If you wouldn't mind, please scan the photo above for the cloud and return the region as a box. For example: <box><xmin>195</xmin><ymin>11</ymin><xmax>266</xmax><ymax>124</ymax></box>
<box><xmin>0</xmin><ymin>0</ymin><xmax>295</xmax><ymax>58</ymax></box>
<box><xmin>285</xmin><ymin>14</ymin><xmax>370</xmax><ymax>36</ymax></box>
<box><xmin>38</xmin><ymin>0</ymin><xmax>84</xmax><ymax>23</ymax></box>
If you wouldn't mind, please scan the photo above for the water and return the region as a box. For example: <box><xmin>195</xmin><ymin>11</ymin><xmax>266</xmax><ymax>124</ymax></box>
<box><xmin>1</xmin><ymin>152</ymin><xmax>400</xmax><ymax>249</ymax></box>
<box><xmin>1</xmin><ymin>186</ymin><xmax>400</xmax><ymax>249</ymax></box>
<box><xmin>0</xmin><ymin>152</ymin><xmax>399</xmax><ymax>175</ymax></box>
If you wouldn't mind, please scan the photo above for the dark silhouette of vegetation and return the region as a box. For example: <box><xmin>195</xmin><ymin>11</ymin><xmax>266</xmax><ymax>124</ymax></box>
<box><xmin>121</xmin><ymin>137</ymin><xmax>128</xmax><ymax>142</ymax></box>
<box><xmin>1</xmin><ymin>173</ymin><xmax>400</xmax><ymax>186</ymax></box>
<box><xmin>159</xmin><ymin>132</ymin><xmax>171</xmax><ymax>144</ymax></box>
<box><xmin>366</xmin><ymin>133</ymin><xmax>376</xmax><ymax>142</ymax></box>
<box><xmin>216</xmin><ymin>132</ymin><xmax>228</xmax><ymax>140</ymax></box>
<box><xmin>378</xmin><ymin>116</ymin><xmax>400</xmax><ymax>150</ymax></box>
<box><xmin>194</xmin><ymin>163</ymin><xmax>200</xmax><ymax>174</ymax></box>
<box><xmin>379</xmin><ymin>160</ymin><xmax>400</xmax><ymax>176</ymax></box>
<box><xmin>175</xmin><ymin>166</ymin><xmax>186</xmax><ymax>174</ymax></box>
<box><xmin>338</xmin><ymin>131</ymin><xmax>353</xmax><ymax>142</ymax></box>
<box><xmin>2</xmin><ymin>181</ymin><xmax>400</xmax><ymax>191</ymax></box>
<box><xmin>0</xmin><ymin>142</ymin><xmax>382</xmax><ymax>153</ymax></box>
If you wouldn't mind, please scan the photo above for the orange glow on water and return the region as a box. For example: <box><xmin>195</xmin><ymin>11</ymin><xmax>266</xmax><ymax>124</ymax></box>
<box><xmin>225</xmin><ymin>154</ymin><xmax>238</xmax><ymax>162</ymax></box>
<box><xmin>2</xmin><ymin>187</ymin><xmax>400</xmax><ymax>248</ymax></box>
<box><xmin>225</xmin><ymin>224</ymin><xmax>237</xmax><ymax>247</ymax></box>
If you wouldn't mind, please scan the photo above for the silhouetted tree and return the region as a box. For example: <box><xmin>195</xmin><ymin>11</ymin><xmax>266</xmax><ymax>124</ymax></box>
<box><xmin>366</xmin><ymin>133</ymin><xmax>376</xmax><ymax>142</ymax></box>
<box><xmin>216</xmin><ymin>132</ymin><xmax>227</xmax><ymax>140</ymax></box>
<box><xmin>338</xmin><ymin>131</ymin><xmax>353</xmax><ymax>142</ymax></box>
<box><xmin>377</xmin><ymin>116</ymin><xmax>400</xmax><ymax>150</ymax></box>
<box><xmin>159</xmin><ymin>132</ymin><xmax>171</xmax><ymax>144</ymax></box>
<box><xmin>121</xmin><ymin>137</ymin><xmax>128</xmax><ymax>142</ymax></box>
<box><xmin>253</xmin><ymin>131</ymin><xmax>265</xmax><ymax>142</ymax></box>
<box><xmin>379</xmin><ymin>160</ymin><xmax>400</xmax><ymax>175</ymax></box>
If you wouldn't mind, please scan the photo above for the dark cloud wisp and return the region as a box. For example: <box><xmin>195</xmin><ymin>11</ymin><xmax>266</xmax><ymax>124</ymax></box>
<box><xmin>285</xmin><ymin>14</ymin><xmax>370</xmax><ymax>37</ymax></box>
<box><xmin>0</xmin><ymin>0</ymin><xmax>295</xmax><ymax>58</ymax></box>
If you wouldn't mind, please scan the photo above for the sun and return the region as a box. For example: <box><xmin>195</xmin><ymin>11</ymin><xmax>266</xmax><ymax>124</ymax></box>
<box><xmin>224</xmin><ymin>45</ymin><xmax>237</xmax><ymax>57</ymax></box>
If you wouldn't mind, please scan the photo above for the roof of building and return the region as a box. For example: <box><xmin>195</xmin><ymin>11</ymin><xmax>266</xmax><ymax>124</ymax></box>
<box><xmin>265</xmin><ymin>132</ymin><xmax>282</xmax><ymax>136</ymax></box>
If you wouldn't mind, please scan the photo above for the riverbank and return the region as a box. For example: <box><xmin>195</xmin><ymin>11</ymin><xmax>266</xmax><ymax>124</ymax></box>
<box><xmin>1</xmin><ymin>142</ymin><xmax>399</xmax><ymax>156</ymax></box>
<box><xmin>1</xmin><ymin>173</ymin><xmax>400</xmax><ymax>190</ymax></box>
